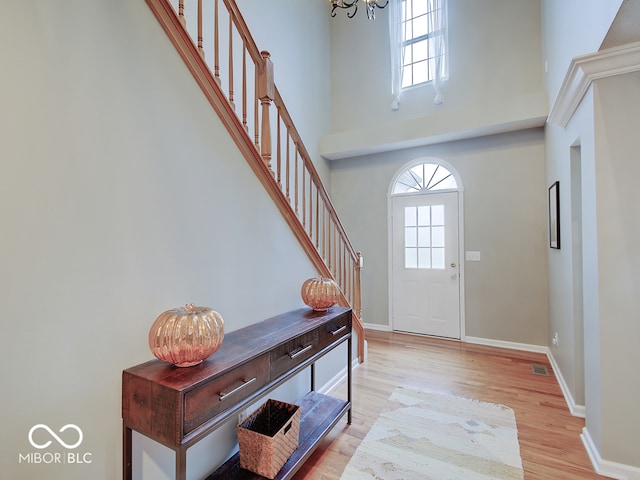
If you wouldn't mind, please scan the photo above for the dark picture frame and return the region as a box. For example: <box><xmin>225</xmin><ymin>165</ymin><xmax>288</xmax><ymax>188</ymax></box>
<box><xmin>549</xmin><ymin>181</ymin><xmax>560</xmax><ymax>249</ymax></box>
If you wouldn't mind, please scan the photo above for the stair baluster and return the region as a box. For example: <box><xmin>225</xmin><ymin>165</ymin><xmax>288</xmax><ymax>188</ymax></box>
<box><xmin>146</xmin><ymin>0</ymin><xmax>366</xmax><ymax>362</ymax></box>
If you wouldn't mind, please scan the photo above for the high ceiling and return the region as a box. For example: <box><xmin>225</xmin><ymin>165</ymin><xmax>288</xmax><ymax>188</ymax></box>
<box><xmin>600</xmin><ymin>0</ymin><xmax>640</xmax><ymax>49</ymax></box>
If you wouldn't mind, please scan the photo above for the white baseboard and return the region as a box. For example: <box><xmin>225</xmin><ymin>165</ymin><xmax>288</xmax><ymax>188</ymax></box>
<box><xmin>547</xmin><ymin>350</ymin><xmax>585</xmax><ymax>418</ymax></box>
<box><xmin>464</xmin><ymin>335</ymin><xmax>549</xmax><ymax>354</ymax></box>
<box><xmin>363</xmin><ymin>322</ymin><xmax>391</xmax><ymax>332</ymax></box>
<box><xmin>465</xmin><ymin>336</ymin><xmax>586</xmax><ymax>417</ymax></box>
<box><xmin>317</xmin><ymin>351</ymin><xmax>363</xmax><ymax>396</ymax></box>
<box><xmin>317</xmin><ymin>366</ymin><xmax>347</xmax><ymax>395</ymax></box>
<box><xmin>582</xmin><ymin>427</ymin><xmax>640</xmax><ymax>480</ymax></box>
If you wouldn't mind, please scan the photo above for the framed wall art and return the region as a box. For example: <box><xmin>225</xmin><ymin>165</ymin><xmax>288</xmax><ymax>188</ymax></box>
<box><xmin>549</xmin><ymin>181</ymin><xmax>560</xmax><ymax>249</ymax></box>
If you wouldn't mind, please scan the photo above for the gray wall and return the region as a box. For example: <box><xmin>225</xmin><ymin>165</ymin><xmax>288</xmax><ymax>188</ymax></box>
<box><xmin>0</xmin><ymin>1</ymin><xmax>337</xmax><ymax>479</ymax></box>
<box><xmin>330</xmin><ymin>129</ymin><xmax>549</xmax><ymax>346</ymax></box>
<box><xmin>324</xmin><ymin>0</ymin><xmax>547</xmax><ymax>159</ymax></box>
<box><xmin>542</xmin><ymin>0</ymin><xmax>639</xmax><ymax>473</ymax></box>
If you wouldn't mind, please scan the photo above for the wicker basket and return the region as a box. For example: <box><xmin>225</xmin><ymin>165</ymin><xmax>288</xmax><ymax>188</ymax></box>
<box><xmin>237</xmin><ymin>399</ymin><xmax>301</xmax><ymax>479</ymax></box>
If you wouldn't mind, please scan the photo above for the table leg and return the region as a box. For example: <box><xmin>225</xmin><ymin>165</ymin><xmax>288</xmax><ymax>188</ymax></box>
<box><xmin>123</xmin><ymin>424</ymin><xmax>132</xmax><ymax>480</ymax></box>
<box><xmin>176</xmin><ymin>447</ymin><xmax>187</xmax><ymax>480</ymax></box>
<box><xmin>347</xmin><ymin>335</ymin><xmax>352</xmax><ymax>424</ymax></box>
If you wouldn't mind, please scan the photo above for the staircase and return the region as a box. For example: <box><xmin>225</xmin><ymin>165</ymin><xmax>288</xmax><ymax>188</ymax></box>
<box><xmin>145</xmin><ymin>0</ymin><xmax>365</xmax><ymax>362</ymax></box>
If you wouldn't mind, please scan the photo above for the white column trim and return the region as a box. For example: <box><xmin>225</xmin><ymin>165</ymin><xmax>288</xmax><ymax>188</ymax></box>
<box><xmin>548</xmin><ymin>41</ymin><xmax>640</xmax><ymax>127</ymax></box>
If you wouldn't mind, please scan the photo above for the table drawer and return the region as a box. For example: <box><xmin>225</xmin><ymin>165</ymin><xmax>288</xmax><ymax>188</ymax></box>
<box><xmin>184</xmin><ymin>353</ymin><xmax>269</xmax><ymax>435</ymax></box>
<box><xmin>270</xmin><ymin>330</ymin><xmax>318</xmax><ymax>380</ymax></box>
<box><xmin>318</xmin><ymin>313</ymin><xmax>351</xmax><ymax>350</ymax></box>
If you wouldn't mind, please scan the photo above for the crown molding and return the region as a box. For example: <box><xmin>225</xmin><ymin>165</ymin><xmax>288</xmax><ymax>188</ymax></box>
<box><xmin>548</xmin><ymin>41</ymin><xmax>640</xmax><ymax>127</ymax></box>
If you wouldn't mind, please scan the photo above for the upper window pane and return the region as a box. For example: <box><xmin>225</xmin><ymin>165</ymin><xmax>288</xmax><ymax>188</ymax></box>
<box><xmin>412</xmin><ymin>61</ymin><xmax>430</xmax><ymax>85</ymax></box>
<box><xmin>412</xmin><ymin>39</ymin><xmax>429</xmax><ymax>63</ymax></box>
<box><xmin>412</xmin><ymin>15</ymin><xmax>429</xmax><ymax>38</ymax></box>
<box><xmin>412</xmin><ymin>0</ymin><xmax>429</xmax><ymax>17</ymax></box>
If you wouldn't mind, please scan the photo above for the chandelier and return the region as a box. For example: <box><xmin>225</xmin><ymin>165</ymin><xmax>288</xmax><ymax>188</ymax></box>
<box><xmin>330</xmin><ymin>0</ymin><xmax>389</xmax><ymax>20</ymax></box>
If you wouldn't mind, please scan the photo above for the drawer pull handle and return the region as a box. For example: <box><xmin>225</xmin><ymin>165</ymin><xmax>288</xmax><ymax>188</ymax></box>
<box><xmin>218</xmin><ymin>377</ymin><xmax>257</xmax><ymax>401</ymax></box>
<box><xmin>330</xmin><ymin>325</ymin><xmax>347</xmax><ymax>336</ymax></box>
<box><xmin>289</xmin><ymin>344</ymin><xmax>313</xmax><ymax>359</ymax></box>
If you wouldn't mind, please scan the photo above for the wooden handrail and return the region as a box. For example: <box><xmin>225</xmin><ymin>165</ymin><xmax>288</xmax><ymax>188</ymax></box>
<box><xmin>272</xmin><ymin>88</ymin><xmax>358</xmax><ymax>261</ymax></box>
<box><xmin>222</xmin><ymin>0</ymin><xmax>262</xmax><ymax>63</ymax></box>
<box><xmin>146</xmin><ymin>0</ymin><xmax>365</xmax><ymax>362</ymax></box>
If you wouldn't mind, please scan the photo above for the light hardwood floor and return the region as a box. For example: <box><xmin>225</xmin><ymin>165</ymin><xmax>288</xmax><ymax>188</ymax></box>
<box><xmin>294</xmin><ymin>329</ymin><xmax>611</xmax><ymax>480</ymax></box>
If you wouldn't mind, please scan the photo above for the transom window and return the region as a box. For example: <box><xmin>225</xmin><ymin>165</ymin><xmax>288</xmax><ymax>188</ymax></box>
<box><xmin>401</xmin><ymin>0</ymin><xmax>448</xmax><ymax>88</ymax></box>
<box><xmin>392</xmin><ymin>162</ymin><xmax>457</xmax><ymax>194</ymax></box>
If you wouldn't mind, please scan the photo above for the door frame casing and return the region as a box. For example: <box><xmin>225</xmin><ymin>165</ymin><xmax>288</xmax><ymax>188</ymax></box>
<box><xmin>387</xmin><ymin>157</ymin><xmax>466</xmax><ymax>339</ymax></box>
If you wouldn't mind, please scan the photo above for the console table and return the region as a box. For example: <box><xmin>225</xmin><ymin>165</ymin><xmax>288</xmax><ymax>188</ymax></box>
<box><xmin>122</xmin><ymin>307</ymin><xmax>352</xmax><ymax>480</ymax></box>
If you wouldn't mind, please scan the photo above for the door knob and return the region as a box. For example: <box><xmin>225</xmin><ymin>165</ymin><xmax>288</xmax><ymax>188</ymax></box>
<box><xmin>450</xmin><ymin>263</ymin><xmax>457</xmax><ymax>268</ymax></box>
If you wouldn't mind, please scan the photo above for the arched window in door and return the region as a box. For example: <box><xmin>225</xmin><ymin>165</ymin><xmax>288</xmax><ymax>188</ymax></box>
<box><xmin>392</xmin><ymin>161</ymin><xmax>457</xmax><ymax>194</ymax></box>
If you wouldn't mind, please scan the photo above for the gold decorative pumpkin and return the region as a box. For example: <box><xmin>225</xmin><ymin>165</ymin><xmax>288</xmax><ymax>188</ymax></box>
<box><xmin>301</xmin><ymin>276</ymin><xmax>340</xmax><ymax>311</ymax></box>
<box><xmin>148</xmin><ymin>304</ymin><xmax>224</xmax><ymax>367</ymax></box>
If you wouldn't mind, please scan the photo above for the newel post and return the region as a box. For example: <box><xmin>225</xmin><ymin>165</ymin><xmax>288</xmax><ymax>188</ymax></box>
<box><xmin>355</xmin><ymin>252</ymin><xmax>363</xmax><ymax>320</ymax></box>
<box><xmin>355</xmin><ymin>251</ymin><xmax>364</xmax><ymax>363</ymax></box>
<box><xmin>258</xmin><ymin>51</ymin><xmax>274</xmax><ymax>171</ymax></box>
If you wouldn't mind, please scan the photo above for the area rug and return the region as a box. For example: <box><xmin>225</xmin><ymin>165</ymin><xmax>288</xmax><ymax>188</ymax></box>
<box><xmin>341</xmin><ymin>386</ymin><xmax>524</xmax><ymax>480</ymax></box>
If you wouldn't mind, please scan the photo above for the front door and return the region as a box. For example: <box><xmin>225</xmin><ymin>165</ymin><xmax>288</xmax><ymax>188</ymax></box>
<box><xmin>391</xmin><ymin>191</ymin><xmax>460</xmax><ymax>338</ymax></box>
